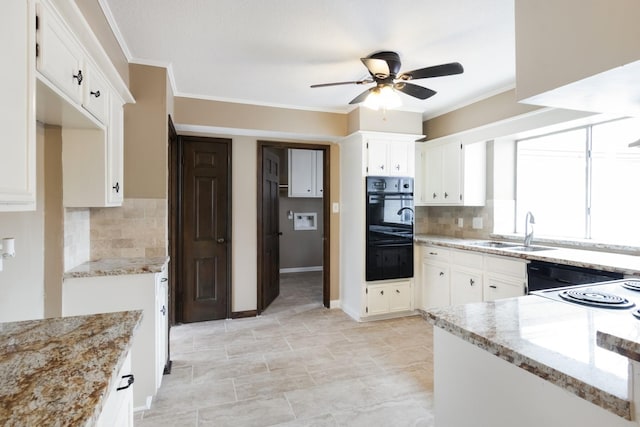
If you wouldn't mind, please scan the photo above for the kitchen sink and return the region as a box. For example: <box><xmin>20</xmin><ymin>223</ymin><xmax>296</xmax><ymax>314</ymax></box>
<box><xmin>470</xmin><ymin>241</ymin><xmax>521</xmax><ymax>249</ymax></box>
<box><xmin>505</xmin><ymin>245</ymin><xmax>557</xmax><ymax>252</ymax></box>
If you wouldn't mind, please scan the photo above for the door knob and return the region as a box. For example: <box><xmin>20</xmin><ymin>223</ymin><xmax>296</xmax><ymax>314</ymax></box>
<box><xmin>217</xmin><ymin>238</ymin><xmax>225</xmax><ymax>243</ymax></box>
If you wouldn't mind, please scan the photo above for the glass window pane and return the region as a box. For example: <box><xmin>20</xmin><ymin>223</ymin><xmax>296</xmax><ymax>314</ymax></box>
<box><xmin>516</xmin><ymin>129</ymin><xmax>586</xmax><ymax>239</ymax></box>
<box><xmin>591</xmin><ymin>118</ymin><xmax>640</xmax><ymax>244</ymax></box>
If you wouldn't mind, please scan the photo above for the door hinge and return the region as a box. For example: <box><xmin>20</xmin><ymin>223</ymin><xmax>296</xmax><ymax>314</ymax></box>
<box><xmin>36</xmin><ymin>43</ymin><xmax>39</xmax><ymax>58</ymax></box>
<box><xmin>460</xmin><ymin>143</ymin><xmax>463</xmax><ymax>150</ymax></box>
<box><xmin>36</xmin><ymin>15</ymin><xmax>39</xmax><ymax>30</ymax></box>
<box><xmin>366</xmin><ymin>306</ymin><xmax>368</xmax><ymax>313</ymax></box>
<box><xmin>365</xmin><ymin>288</ymin><xmax>368</xmax><ymax>294</ymax></box>
<box><xmin>459</xmin><ymin>194</ymin><xmax>462</xmax><ymax>201</ymax></box>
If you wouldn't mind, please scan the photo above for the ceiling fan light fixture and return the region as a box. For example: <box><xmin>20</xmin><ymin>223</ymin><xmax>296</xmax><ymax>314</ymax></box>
<box><xmin>363</xmin><ymin>85</ymin><xmax>402</xmax><ymax>110</ymax></box>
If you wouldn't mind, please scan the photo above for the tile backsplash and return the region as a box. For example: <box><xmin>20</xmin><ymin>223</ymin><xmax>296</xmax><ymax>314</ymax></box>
<box><xmin>90</xmin><ymin>198</ymin><xmax>168</xmax><ymax>260</ymax></box>
<box><xmin>415</xmin><ymin>203</ymin><xmax>493</xmax><ymax>240</ymax></box>
<box><xmin>64</xmin><ymin>208</ymin><xmax>90</xmax><ymax>270</ymax></box>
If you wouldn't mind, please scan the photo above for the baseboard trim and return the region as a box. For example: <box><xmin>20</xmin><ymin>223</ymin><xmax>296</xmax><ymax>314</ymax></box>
<box><xmin>330</xmin><ymin>299</ymin><xmax>341</xmax><ymax>309</ymax></box>
<box><xmin>280</xmin><ymin>266</ymin><xmax>323</xmax><ymax>273</ymax></box>
<box><xmin>230</xmin><ymin>309</ymin><xmax>258</xmax><ymax>319</ymax></box>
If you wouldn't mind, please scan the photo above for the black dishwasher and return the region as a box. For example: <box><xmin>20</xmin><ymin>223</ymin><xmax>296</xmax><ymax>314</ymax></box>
<box><xmin>527</xmin><ymin>261</ymin><xmax>623</xmax><ymax>292</ymax></box>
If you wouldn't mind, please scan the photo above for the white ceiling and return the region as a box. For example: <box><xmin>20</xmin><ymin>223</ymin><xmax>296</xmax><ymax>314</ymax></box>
<box><xmin>100</xmin><ymin>0</ymin><xmax>516</xmax><ymax>119</ymax></box>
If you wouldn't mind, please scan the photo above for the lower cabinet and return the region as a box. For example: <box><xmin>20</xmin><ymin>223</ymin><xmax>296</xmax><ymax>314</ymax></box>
<box><xmin>62</xmin><ymin>264</ymin><xmax>169</xmax><ymax>410</ymax></box>
<box><xmin>417</xmin><ymin>244</ymin><xmax>528</xmax><ymax>309</ymax></box>
<box><xmin>97</xmin><ymin>351</ymin><xmax>133</xmax><ymax>427</ymax></box>
<box><xmin>365</xmin><ymin>280</ymin><xmax>412</xmax><ymax>317</ymax></box>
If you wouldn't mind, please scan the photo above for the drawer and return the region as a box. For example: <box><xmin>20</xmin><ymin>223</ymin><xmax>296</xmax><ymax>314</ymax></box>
<box><xmin>421</xmin><ymin>245</ymin><xmax>451</xmax><ymax>262</ymax></box>
<box><xmin>452</xmin><ymin>250</ymin><xmax>483</xmax><ymax>270</ymax></box>
<box><xmin>485</xmin><ymin>255</ymin><xmax>527</xmax><ymax>279</ymax></box>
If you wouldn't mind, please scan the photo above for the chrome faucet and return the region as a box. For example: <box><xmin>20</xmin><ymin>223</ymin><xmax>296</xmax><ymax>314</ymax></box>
<box><xmin>524</xmin><ymin>211</ymin><xmax>535</xmax><ymax>247</ymax></box>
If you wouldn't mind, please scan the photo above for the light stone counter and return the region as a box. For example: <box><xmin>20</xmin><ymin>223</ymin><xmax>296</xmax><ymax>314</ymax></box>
<box><xmin>415</xmin><ymin>234</ymin><xmax>640</xmax><ymax>276</ymax></box>
<box><xmin>425</xmin><ymin>296</ymin><xmax>640</xmax><ymax>421</ymax></box>
<box><xmin>0</xmin><ymin>310</ymin><xmax>142</xmax><ymax>426</ymax></box>
<box><xmin>64</xmin><ymin>257</ymin><xmax>169</xmax><ymax>278</ymax></box>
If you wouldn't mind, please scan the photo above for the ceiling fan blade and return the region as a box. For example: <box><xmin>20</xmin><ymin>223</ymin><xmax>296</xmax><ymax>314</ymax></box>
<box><xmin>349</xmin><ymin>88</ymin><xmax>373</xmax><ymax>105</ymax></box>
<box><xmin>361</xmin><ymin>57</ymin><xmax>390</xmax><ymax>78</ymax></box>
<box><xmin>399</xmin><ymin>62</ymin><xmax>464</xmax><ymax>80</ymax></box>
<box><xmin>310</xmin><ymin>79</ymin><xmax>372</xmax><ymax>88</ymax></box>
<box><xmin>395</xmin><ymin>82</ymin><xmax>437</xmax><ymax>100</ymax></box>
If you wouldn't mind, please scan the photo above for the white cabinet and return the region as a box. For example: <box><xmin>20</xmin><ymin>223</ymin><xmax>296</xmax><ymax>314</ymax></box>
<box><xmin>82</xmin><ymin>62</ymin><xmax>110</xmax><ymax>124</ymax></box>
<box><xmin>417</xmin><ymin>245</ymin><xmax>528</xmax><ymax>307</ymax></box>
<box><xmin>288</xmin><ymin>149</ymin><xmax>323</xmax><ymax>198</ymax></box>
<box><xmin>61</xmin><ymin>94</ymin><xmax>124</xmax><ymax>207</ymax></box>
<box><xmin>420</xmin><ymin>246</ymin><xmax>451</xmax><ymax>309</ymax></box>
<box><xmin>450</xmin><ymin>251</ymin><xmax>484</xmax><ymax>305</ymax></box>
<box><xmin>63</xmin><ymin>264</ymin><xmax>169</xmax><ymax>409</ymax></box>
<box><xmin>97</xmin><ymin>351</ymin><xmax>134</xmax><ymax>427</ymax></box>
<box><xmin>35</xmin><ymin>0</ymin><xmax>84</xmax><ymax>104</ymax></box>
<box><xmin>366</xmin><ymin>137</ymin><xmax>415</xmax><ymax>176</ymax></box>
<box><xmin>365</xmin><ymin>280</ymin><xmax>412</xmax><ymax>316</ymax></box>
<box><xmin>417</xmin><ymin>140</ymin><xmax>486</xmax><ymax>206</ymax></box>
<box><xmin>483</xmin><ymin>256</ymin><xmax>528</xmax><ymax>301</ymax></box>
<box><xmin>0</xmin><ymin>0</ymin><xmax>36</xmax><ymax>211</ymax></box>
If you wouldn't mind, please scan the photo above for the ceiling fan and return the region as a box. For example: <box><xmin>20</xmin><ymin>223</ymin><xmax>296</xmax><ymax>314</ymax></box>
<box><xmin>310</xmin><ymin>51</ymin><xmax>464</xmax><ymax>107</ymax></box>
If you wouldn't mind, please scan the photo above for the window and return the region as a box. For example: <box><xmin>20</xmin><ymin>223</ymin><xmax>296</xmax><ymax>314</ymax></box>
<box><xmin>516</xmin><ymin>118</ymin><xmax>640</xmax><ymax>245</ymax></box>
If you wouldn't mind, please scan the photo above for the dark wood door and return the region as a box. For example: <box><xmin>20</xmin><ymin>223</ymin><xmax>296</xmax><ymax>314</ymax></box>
<box><xmin>261</xmin><ymin>148</ymin><xmax>280</xmax><ymax>310</ymax></box>
<box><xmin>181</xmin><ymin>137</ymin><xmax>230</xmax><ymax>322</ymax></box>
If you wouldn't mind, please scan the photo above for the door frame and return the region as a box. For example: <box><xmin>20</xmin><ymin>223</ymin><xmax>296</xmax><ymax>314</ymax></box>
<box><xmin>169</xmin><ymin>129</ymin><xmax>232</xmax><ymax>323</ymax></box>
<box><xmin>256</xmin><ymin>141</ymin><xmax>331</xmax><ymax>313</ymax></box>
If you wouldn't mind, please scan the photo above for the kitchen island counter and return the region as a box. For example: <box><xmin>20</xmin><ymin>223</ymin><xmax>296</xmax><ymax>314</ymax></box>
<box><xmin>64</xmin><ymin>257</ymin><xmax>169</xmax><ymax>279</ymax></box>
<box><xmin>425</xmin><ymin>296</ymin><xmax>640</xmax><ymax>425</ymax></box>
<box><xmin>0</xmin><ymin>310</ymin><xmax>142</xmax><ymax>426</ymax></box>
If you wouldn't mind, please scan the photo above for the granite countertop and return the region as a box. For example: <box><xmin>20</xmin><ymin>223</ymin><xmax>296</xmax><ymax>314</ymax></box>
<box><xmin>425</xmin><ymin>296</ymin><xmax>640</xmax><ymax>420</ymax></box>
<box><xmin>414</xmin><ymin>234</ymin><xmax>640</xmax><ymax>276</ymax></box>
<box><xmin>64</xmin><ymin>257</ymin><xmax>169</xmax><ymax>279</ymax></box>
<box><xmin>0</xmin><ymin>310</ymin><xmax>143</xmax><ymax>426</ymax></box>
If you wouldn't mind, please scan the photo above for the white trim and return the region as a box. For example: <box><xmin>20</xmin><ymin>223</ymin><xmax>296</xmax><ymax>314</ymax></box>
<box><xmin>330</xmin><ymin>299</ymin><xmax>341</xmax><ymax>309</ymax></box>
<box><xmin>175</xmin><ymin>124</ymin><xmax>340</xmax><ymax>143</ymax></box>
<box><xmin>97</xmin><ymin>0</ymin><xmax>133</xmax><ymax>61</ymax></box>
<box><xmin>279</xmin><ymin>266</ymin><xmax>323</xmax><ymax>274</ymax></box>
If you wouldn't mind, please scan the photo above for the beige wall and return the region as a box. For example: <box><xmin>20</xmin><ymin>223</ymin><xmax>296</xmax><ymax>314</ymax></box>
<box><xmin>124</xmin><ymin>64</ymin><xmax>169</xmax><ymax>199</ymax></box>
<box><xmin>0</xmin><ymin>124</ymin><xmax>46</xmax><ymax>322</ymax></box>
<box><xmin>348</xmin><ymin>107</ymin><xmax>423</xmax><ymax>135</ymax></box>
<box><xmin>74</xmin><ymin>0</ymin><xmax>129</xmax><ymax>86</ymax></box>
<box><xmin>515</xmin><ymin>0</ymin><xmax>640</xmax><ymax>101</ymax></box>
<box><xmin>43</xmin><ymin>126</ymin><xmax>64</xmax><ymax>318</ymax></box>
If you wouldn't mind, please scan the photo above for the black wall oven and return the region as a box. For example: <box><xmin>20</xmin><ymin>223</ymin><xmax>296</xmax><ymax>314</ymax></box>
<box><xmin>365</xmin><ymin>176</ymin><xmax>414</xmax><ymax>282</ymax></box>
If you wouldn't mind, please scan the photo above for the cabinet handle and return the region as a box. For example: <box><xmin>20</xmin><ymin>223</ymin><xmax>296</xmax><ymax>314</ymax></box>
<box><xmin>395</xmin><ymin>164</ymin><xmax>400</xmax><ymax>170</ymax></box>
<box><xmin>380</xmin><ymin>290</ymin><xmax>384</xmax><ymax>295</ymax></box>
<box><xmin>73</xmin><ymin>70</ymin><xmax>83</xmax><ymax>85</ymax></box>
<box><xmin>380</xmin><ymin>164</ymin><xmax>385</xmax><ymax>170</ymax></box>
<box><xmin>444</xmin><ymin>192</ymin><xmax>449</xmax><ymax>198</ymax></box>
<box><xmin>112</xmin><ymin>182</ymin><xmax>120</xmax><ymax>193</ymax></box>
<box><xmin>160</xmin><ymin>277</ymin><xmax>168</xmax><ymax>282</ymax></box>
<box><xmin>217</xmin><ymin>238</ymin><xmax>225</xmax><ymax>243</ymax></box>
<box><xmin>117</xmin><ymin>374</ymin><xmax>135</xmax><ymax>391</ymax></box>
<box><xmin>469</xmin><ymin>279</ymin><xmax>475</xmax><ymax>286</ymax></box>
<box><xmin>396</xmin><ymin>289</ymin><xmax>400</xmax><ymax>294</ymax></box>
<box><xmin>90</xmin><ymin>90</ymin><xmax>101</xmax><ymax>98</ymax></box>
<box><xmin>161</xmin><ymin>305</ymin><xmax>166</xmax><ymax>316</ymax></box>
<box><xmin>429</xmin><ymin>252</ymin><xmax>438</xmax><ymax>255</ymax></box>
<box><xmin>489</xmin><ymin>285</ymin><xmax>497</xmax><ymax>289</ymax></box>
<box><xmin>432</xmin><ymin>192</ymin><xmax>437</xmax><ymax>199</ymax></box>
<box><xmin>439</xmin><ymin>272</ymin><xmax>444</xmax><ymax>276</ymax></box>
<box><xmin>307</xmin><ymin>189</ymin><xmax>311</xmax><ymax>192</ymax></box>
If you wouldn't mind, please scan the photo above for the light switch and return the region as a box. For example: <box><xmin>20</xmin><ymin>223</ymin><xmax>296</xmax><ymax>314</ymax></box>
<box><xmin>457</xmin><ymin>218</ymin><xmax>464</xmax><ymax>228</ymax></box>
<box><xmin>472</xmin><ymin>217</ymin><xmax>483</xmax><ymax>229</ymax></box>
<box><xmin>332</xmin><ymin>202</ymin><xmax>340</xmax><ymax>213</ymax></box>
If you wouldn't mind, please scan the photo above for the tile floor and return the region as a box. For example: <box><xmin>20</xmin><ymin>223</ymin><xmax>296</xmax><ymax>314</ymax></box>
<box><xmin>134</xmin><ymin>271</ymin><xmax>435</xmax><ymax>426</ymax></box>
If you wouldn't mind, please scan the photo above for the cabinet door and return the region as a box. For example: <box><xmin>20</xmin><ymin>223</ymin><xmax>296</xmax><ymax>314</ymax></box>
<box><xmin>366</xmin><ymin>139</ymin><xmax>388</xmax><ymax>175</ymax></box>
<box><xmin>387</xmin><ymin>140</ymin><xmax>413</xmax><ymax>176</ymax></box>
<box><xmin>36</xmin><ymin>0</ymin><xmax>84</xmax><ymax>104</ymax></box>
<box><xmin>315</xmin><ymin>151</ymin><xmax>324</xmax><ymax>197</ymax></box>
<box><xmin>0</xmin><ymin>0</ymin><xmax>36</xmax><ymax>210</ymax></box>
<box><xmin>289</xmin><ymin>149</ymin><xmax>315</xmax><ymax>197</ymax></box>
<box><xmin>155</xmin><ymin>271</ymin><xmax>168</xmax><ymax>389</ymax></box>
<box><xmin>389</xmin><ymin>282</ymin><xmax>412</xmax><ymax>312</ymax></box>
<box><xmin>424</xmin><ymin>145</ymin><xmax>443</xmax><ymax>203</ymax></box>
<box><xmin>96</xmin><ymin>351</ymin><xmax>133</xmax><ymax>427</ymax></box>
<box><xmin>422</xmin><ymin>262</ymin><xmax>450</xmax><ymax>309</ymax></box>
<box><xmin>484</xmin><ymin>274</ymin><xmax>525</xmax><ymax>301</ymax></box>
<box><xmin>83</xmin><ymin>63</ymin><xmax>109</xmax><ymax>124</ymax></box>
<box><xmin>366</xmin><ymin>284</ymin><xmax>389</xmax><ymax>315</ymax></box>
<box><xmin>441</xmin><ymin>142</ymin><xmax>462</xmax><ymax>203</ymax></box>
<box><xmin>450</xmin><ymin>268</ymin><xmax>483</xmax><ymax>305</ymax></box>
<box><xmin>107</xmin><ymin>96</ymin><xmax>124</xmax><ymax>205</ymax></box>
<box><xmin>414</xmin><ymin>144</ymin><xmax>426</xmax><ymax>205</ymax></box>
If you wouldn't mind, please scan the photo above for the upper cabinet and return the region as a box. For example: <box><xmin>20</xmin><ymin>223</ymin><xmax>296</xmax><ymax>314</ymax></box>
<box><xmin>366</xmin><ymin>136</ymin><xmax>415</xmax><ymax>177</ymax></box>
<box><xmin>415</xmin><ymin>140</ymin><xmax>486</xmax><ymax>206</ymax></box>
<box><xmin>34</xmin><ymin>0</ymin><xmax>134</xmax><ymax>207</ymax></box>
<box><xmin>515</xmin><ymin>0</ymin><xmax>640</xmax><ymax>116</ymax></box>
<box><xmin>0</xmin><ymin>0</ymin><xmax>36</xmax><ymax>211</ymax></box>
<box><xmin>288</xmin><ymin>149</ymin><xmax>323</xmax><ymax>198</ymax></box>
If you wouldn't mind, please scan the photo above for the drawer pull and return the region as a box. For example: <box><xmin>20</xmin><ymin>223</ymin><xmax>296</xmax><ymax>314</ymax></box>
<box><xmin>117</xmin><ymin>374</ymin><xmax>134</xmax><ymax>391</ymax></box>
<box><xmin>429</xmin><ymin>252</ymin><xmax>438</xmax><ymax>255</ymax></box>
<box><xmin>489</xmin><ymin>285</ymin><xmax>497</xmax><ymax>289</ymax></box>
<box><xmin>90</xmin><ymin>90</ymin><xmax>101</xmax><ymax>98</ymax></box>
<box><xmin>160</xmin><ymin>277</ymin><xmax>168</xmax><ymax>282</ymax></box>
<box><xmin>160</xmin><ymin>305</ymin><xmax>166</xmax><ymax>316</ymax></box>
<box><xmin>73</xmin><ymin>70</ymin><xmax>83</xmax><ymax>85</ymax></box>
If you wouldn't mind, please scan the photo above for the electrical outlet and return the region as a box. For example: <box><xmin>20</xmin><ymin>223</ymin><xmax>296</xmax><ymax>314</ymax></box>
<box><xmin>332</xmin><ymin>202</ymin><xmax>340</xmax><ymax>213</ymax></box>
<box><xmin>457</xmin><ymin>218</ymin><xmax>464</xmax><ymax>227</ymax></box>
<box><xmin>472</xmin><ymin>217</ymin><xmax>483</xmax><ymax>229</ymax></box>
